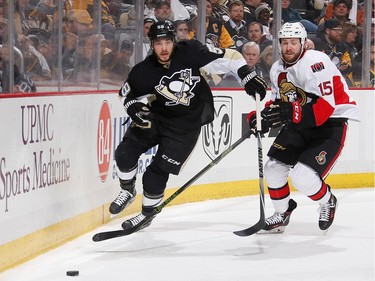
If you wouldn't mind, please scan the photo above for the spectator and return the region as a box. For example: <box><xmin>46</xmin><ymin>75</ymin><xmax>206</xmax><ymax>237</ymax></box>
<box><xmin>258</xmin><ymin>44</ymin><xmax>273</xmax><ymax>84</ymax></box>
<box><xmin>105</xmin><ymin>0</ymin><xmax>128</xmax><ymax>26</ymax></box>
<box><xmin>281</xmin><ymin>0</ymin><xmax>318</xmax><ymax>33</ymax></box>
<box><xmin>242</xmin><ymin>0</ymin><xmax>263</xmax><ymax>26</ymax></box>
<box><xmin>224</xmin><ymin>0</ymin><xmax>248</xmax><ymax>51</ymax></box>
<box><xmin>188</xmin><ymin>1</ymin><xmax>234</xmax><ymax>49</ymax></box>
<box><xmin>205</xmin><ymin>16</ymin><xmax>235</xmax><ymax>48</ymax></box>
<box><xmin>27</xmin><ymin>1</ymin><xmax>55</xmax><ymax>33</ymax></box>
<box><xmin>18</xmin><ymin>29</ymin><xmax>52</xmax><ymax>80</ymax></box>
<box><xmin>202</xmin><ymin>0</ymin><xmax>234</xmax><ymax>48</ymax></box>
<box><xmin>91</xmin><ymin>34</ymin><xmax>112</xmax><ymax>68</ymax></box>
<box><xmin>254</xmin><ymin>4</ymin><xmax>272</xmax><ymax>39</ymax></box>
<box><xmin>175</xmin><ymin>20</ymin><xmax>190</xmax><ymax>42</ymax></box>
<box><xmin>337</xmin><ymin>21</ymin><xmax>361</xmax><ymax>86</ymax></box>
<box><xmin>152</xmin><ymin>0</ymin><xmax>172</xmax><ymax>21</ymax></box>
<box><xmin>102</xmin><ymin>39</ymin><xmax>134</xmax><ymax>81</ymax></box>
<box><xmin>101</xmin><ymin>22</ymin><xmax>115</xmax><ymax>48</ymax></box>
<box><xmin>65</xmin><ymin>9</ymin><xmax>94</xmax><ymax>36</ymax></box>
<box><xmin>151</xmin><ymin>0</ymin><xmax>190</xmax><ymax>22</ymax></box>
<box><xmin>0</xmin><ymin>43</ymin><xmax>36</xmax><ymax>93</ymax></box>
<box><xmin>130</xmin><ymin>18</ymin><xmax>155</xmax><ymax>65</ymax></box>
<box><xmin>62</xmin><ymin>32</ymin><xmax>78</xmax><ymax>79</ymax></box>
<box><xmin>209</xmin><ymin>0</ymin><xmax>230</xmax><ymax>23</ymax></box>
<box><xmin>72</xmin><ymin>35</ymin><xmax>98</xmax><ymax>82</ymax></box>
<box><xmin>14</xmin><ymin>0</ymin><xmax>34</xmax><ymax>40</ymax></box>
<box><xmin>0</xmin><ymin>17</ymin><xmax>21</xmax><ymax>49</ymax></box>
<box><xmin>247</xmin><ymin>21</ymin><xmax>272</xmax><ymax>53</ymax></box>
<box><xmin>241</xmin><ymin>41</ymin><xmax>263</xmax><ymax>75</ymax></box>
<box><xmin>87</xmin><ymin>0</ymin><xmax>116</xmax><ymax>28</ymax></box>
<box><xmin>36</xmin><ymin>32</ymin><xmax>55</xmax><ymax>78</ymax></box>
<box><xmin>321</xmin><ymin>0</ymin><xmax>353</xmax><ymax>25</ymax></box>
<box><xmin>317</xmin><ymin>0</ymin><xmax>362</xmax><ymax>52</ymax></box>
<box><xmin>313</xmin><ymin>18</ymin><xmax>343</xmax><ymax>67</ymax></box>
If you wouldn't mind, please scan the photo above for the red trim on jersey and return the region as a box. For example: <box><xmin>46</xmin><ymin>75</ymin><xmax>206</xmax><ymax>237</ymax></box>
<box><xmin>268</xmin><ymin>182</ymin><xmax>290</xmax><ymax>200</ymax></box>
<box><xmin>265</xmin><ymin>99</ymin><xmax>273</xmax><ymax>108</ymax></box>
<box><xmin>309</xmin><ymin>181</ymin><xmax>328</xmax><ymax>201</ymax></box>
<box><xmin>312</xmin><ymin>98</ymin><xmax>334</xmax><ymax>126</ymax></box>
<box><xmin>321</xmin><ymin>122</ymin><xmax>348</xmax><ymax>178</ymax></box>
<box><xmin>333</xmin><ymin>75</ymin><xmax>357</xmax><ymax>105</ymax></box>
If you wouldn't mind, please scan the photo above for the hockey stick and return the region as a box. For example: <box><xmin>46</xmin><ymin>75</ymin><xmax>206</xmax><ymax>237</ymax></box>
<box><xmin>92</xmin><ymin>129</ymin><xmax>252</xmax><ymax>242</ymax></box>
<box><xmin>233</xmin><ymin>92</ymin><xmax>266</xmax><ymax>236</ymax></box>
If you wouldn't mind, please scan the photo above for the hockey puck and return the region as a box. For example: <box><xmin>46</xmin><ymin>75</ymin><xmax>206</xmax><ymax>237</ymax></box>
<box><xmin>66</xmin><ymin>270</ymin><xmax>79</xmax><ymax>276</ymax></box>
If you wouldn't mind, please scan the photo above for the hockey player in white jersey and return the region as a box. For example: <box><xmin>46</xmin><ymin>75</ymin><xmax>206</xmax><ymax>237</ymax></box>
<box><xmin>248</xmin><ymin>22</ymin><xmax>360</xmax><ymax>233</ymax></box>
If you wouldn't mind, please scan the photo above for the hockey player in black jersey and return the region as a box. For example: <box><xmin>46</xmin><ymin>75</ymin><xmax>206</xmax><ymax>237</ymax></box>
<box><xmin>109</xmin><ymin>20</ymin><xmax>268</xmax><ymax>231</ymax></box>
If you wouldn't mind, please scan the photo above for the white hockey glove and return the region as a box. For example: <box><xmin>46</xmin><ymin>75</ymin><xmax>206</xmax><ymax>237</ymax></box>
<box><xmin>237</xmin><ymin>65</ymin><xmax>267</xmax><ymax>101</ymax></box>
<box><xmin>124</xmin><ymin>99</ymin><xmax>152</xmax><ymax>129</ymax></box>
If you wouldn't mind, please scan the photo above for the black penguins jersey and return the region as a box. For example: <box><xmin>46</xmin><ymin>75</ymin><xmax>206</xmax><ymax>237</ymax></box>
<box><xmin>120</xmin><ymin>39</ymin><xmax>246</xmax><ymax>130</ymax></box>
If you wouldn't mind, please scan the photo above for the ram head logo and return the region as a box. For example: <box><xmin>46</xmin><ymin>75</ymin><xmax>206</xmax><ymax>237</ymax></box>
<box><xmin>203</xmin><ymin>96</ymin><xmax>233</xmax><ymax>160</ymax></box>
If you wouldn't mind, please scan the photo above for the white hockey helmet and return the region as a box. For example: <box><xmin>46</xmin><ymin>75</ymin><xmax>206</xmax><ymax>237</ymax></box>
<box><xmin>278</xmin><ymin>22</ymin><xmax>307</xmax><ymax>45</ymax></box>
<box><xmin>278</xmin><ymin>22</ymin><xmax>307</xmax><ymax>63</ymax></box>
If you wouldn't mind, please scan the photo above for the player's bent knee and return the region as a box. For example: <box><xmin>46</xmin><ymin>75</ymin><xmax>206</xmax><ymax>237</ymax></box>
<box><xmin>143</xmin><ymin>162</ymin><xmax>170</xmax><ymax>195</ymax></box>
<box><xmin>115</xmin><ymin>139</ymin><xmax>144</xmax><ymax>171</ymax></box>
<box><xmin>264</xmin><ymin>158</ymin><xmax>291</xmax><ymax>188</ymax></box>
<box><xmin>289</xmin><ymin>162</ymin><xmax>321</xmax><ymax>192</ymax></box>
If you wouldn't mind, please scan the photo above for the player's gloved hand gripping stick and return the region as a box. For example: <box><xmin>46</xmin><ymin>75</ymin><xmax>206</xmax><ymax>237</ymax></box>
<box><xmin>124</xmin><ymin>98</ymin><xmax>152</xmax><ymax>129</ymax></box>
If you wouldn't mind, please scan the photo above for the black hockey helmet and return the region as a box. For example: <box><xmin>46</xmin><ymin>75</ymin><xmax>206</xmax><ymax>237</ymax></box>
<box><xmin>147</xmin><ymin>20</ymin><xmax>176</xmax><ymax>41</ymax></box>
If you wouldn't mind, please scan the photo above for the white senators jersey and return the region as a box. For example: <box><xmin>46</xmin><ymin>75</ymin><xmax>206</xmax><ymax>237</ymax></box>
<box><xmin>269</xmin><ymin>50</ymin><xmax>360</xmax><ymax>126</ymax></box>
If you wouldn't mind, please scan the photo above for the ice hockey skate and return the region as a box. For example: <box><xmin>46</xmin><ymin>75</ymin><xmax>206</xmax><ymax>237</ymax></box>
<box><xmin>121</xmin><ymin>212</ymin><xmax>154</xmax><ymax>231</ymax></box>
<box><xmin>318</xmin><ymin>194</ymin><xmax>338</xmax><ymax>233</ymax></box>
<box><xmin>109</xmin><ymin>188</ymin><xmax>137</xmax><ymax>215</ymax></box>
<box><xmin>259</xmin><ymin>199</ymin><xmax>297</xmax><ymax>234</ymax></box>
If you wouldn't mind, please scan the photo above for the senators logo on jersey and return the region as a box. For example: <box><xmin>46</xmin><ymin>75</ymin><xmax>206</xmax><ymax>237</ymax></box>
<box><xmin>277</xmin><ymin>72</ymin><xmax>307</xmax><ymax>105</ymax></box>
<box><xmin>155</xmin><ymin>69</ymin><xmax>200</xmax><ymax>106</ymax></box>
<box><xmin>315</xmin><ymin>151</ymin><xmax>327</xmax><ymax>165</ymax></box>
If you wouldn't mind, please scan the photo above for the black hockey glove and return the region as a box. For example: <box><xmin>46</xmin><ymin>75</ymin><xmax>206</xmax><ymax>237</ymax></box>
<box><xmin>237</xmin><ymin>65</ymin><xmax>267</xmax><ymax>101</ymax></box>
<box><xmin>247</xmin><ymin>111</ymin><xmax>269</xmax><ymax>136</ymax></box>
<box><xmin>261</xmin><ymin>101</ymin><xmax>302</xmax><ymax>128</ymax></box>
<box><xmin>124</xmin><ymin>99</ymin><xmax>152</xmax><ymax>129</ymax></box>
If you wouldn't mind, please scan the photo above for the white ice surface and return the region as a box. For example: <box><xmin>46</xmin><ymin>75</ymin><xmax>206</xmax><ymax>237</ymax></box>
<box><xmin>1</xmin><ymin>188</ymin><xmax>374</xmax><ymax>281</ymax></box>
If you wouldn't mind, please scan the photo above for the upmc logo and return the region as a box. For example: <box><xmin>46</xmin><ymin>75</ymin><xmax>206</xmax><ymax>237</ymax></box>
<box><xmin>202</xmin><ymin>96</ymin><xmax>232</xmax><ymax>160</ymax></box>
<box><xmin>97</xmin><ymin>101</ymin><xmax>112</xmax><ymax>182</ymax></box>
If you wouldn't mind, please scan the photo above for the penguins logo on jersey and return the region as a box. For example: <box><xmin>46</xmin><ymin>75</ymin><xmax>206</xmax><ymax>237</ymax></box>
<box><xmin>231</xmin><ymin>35</ymin><xmax>247</xmax><ymax>49</ymax></box>
<box><xmin>155</xmin><ymin>69</ymin><xmax>200</xmax><ymax>106</ymax></box>
<box><xmin>206</xmin><ymin>34</ymin><xmax>219</xmax><ymax>48</ymax></box>
<box><xmin>277</xmin><ymin>72</ymin><xmax>307</xmax><ymax>105</ymax></box>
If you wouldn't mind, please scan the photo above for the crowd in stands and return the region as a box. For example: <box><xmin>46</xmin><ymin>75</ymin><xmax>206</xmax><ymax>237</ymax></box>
<box><xmin>0</xmin><ymin>0</ymin><xmax>374</xmax><ymax>93</ymax></box>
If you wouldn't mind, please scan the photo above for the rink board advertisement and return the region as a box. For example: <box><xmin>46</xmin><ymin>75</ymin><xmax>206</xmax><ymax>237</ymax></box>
<box><xmin>0</xmin><ymin>89</ymin><xmax>373</xmax><ymax>270</ymax></box>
